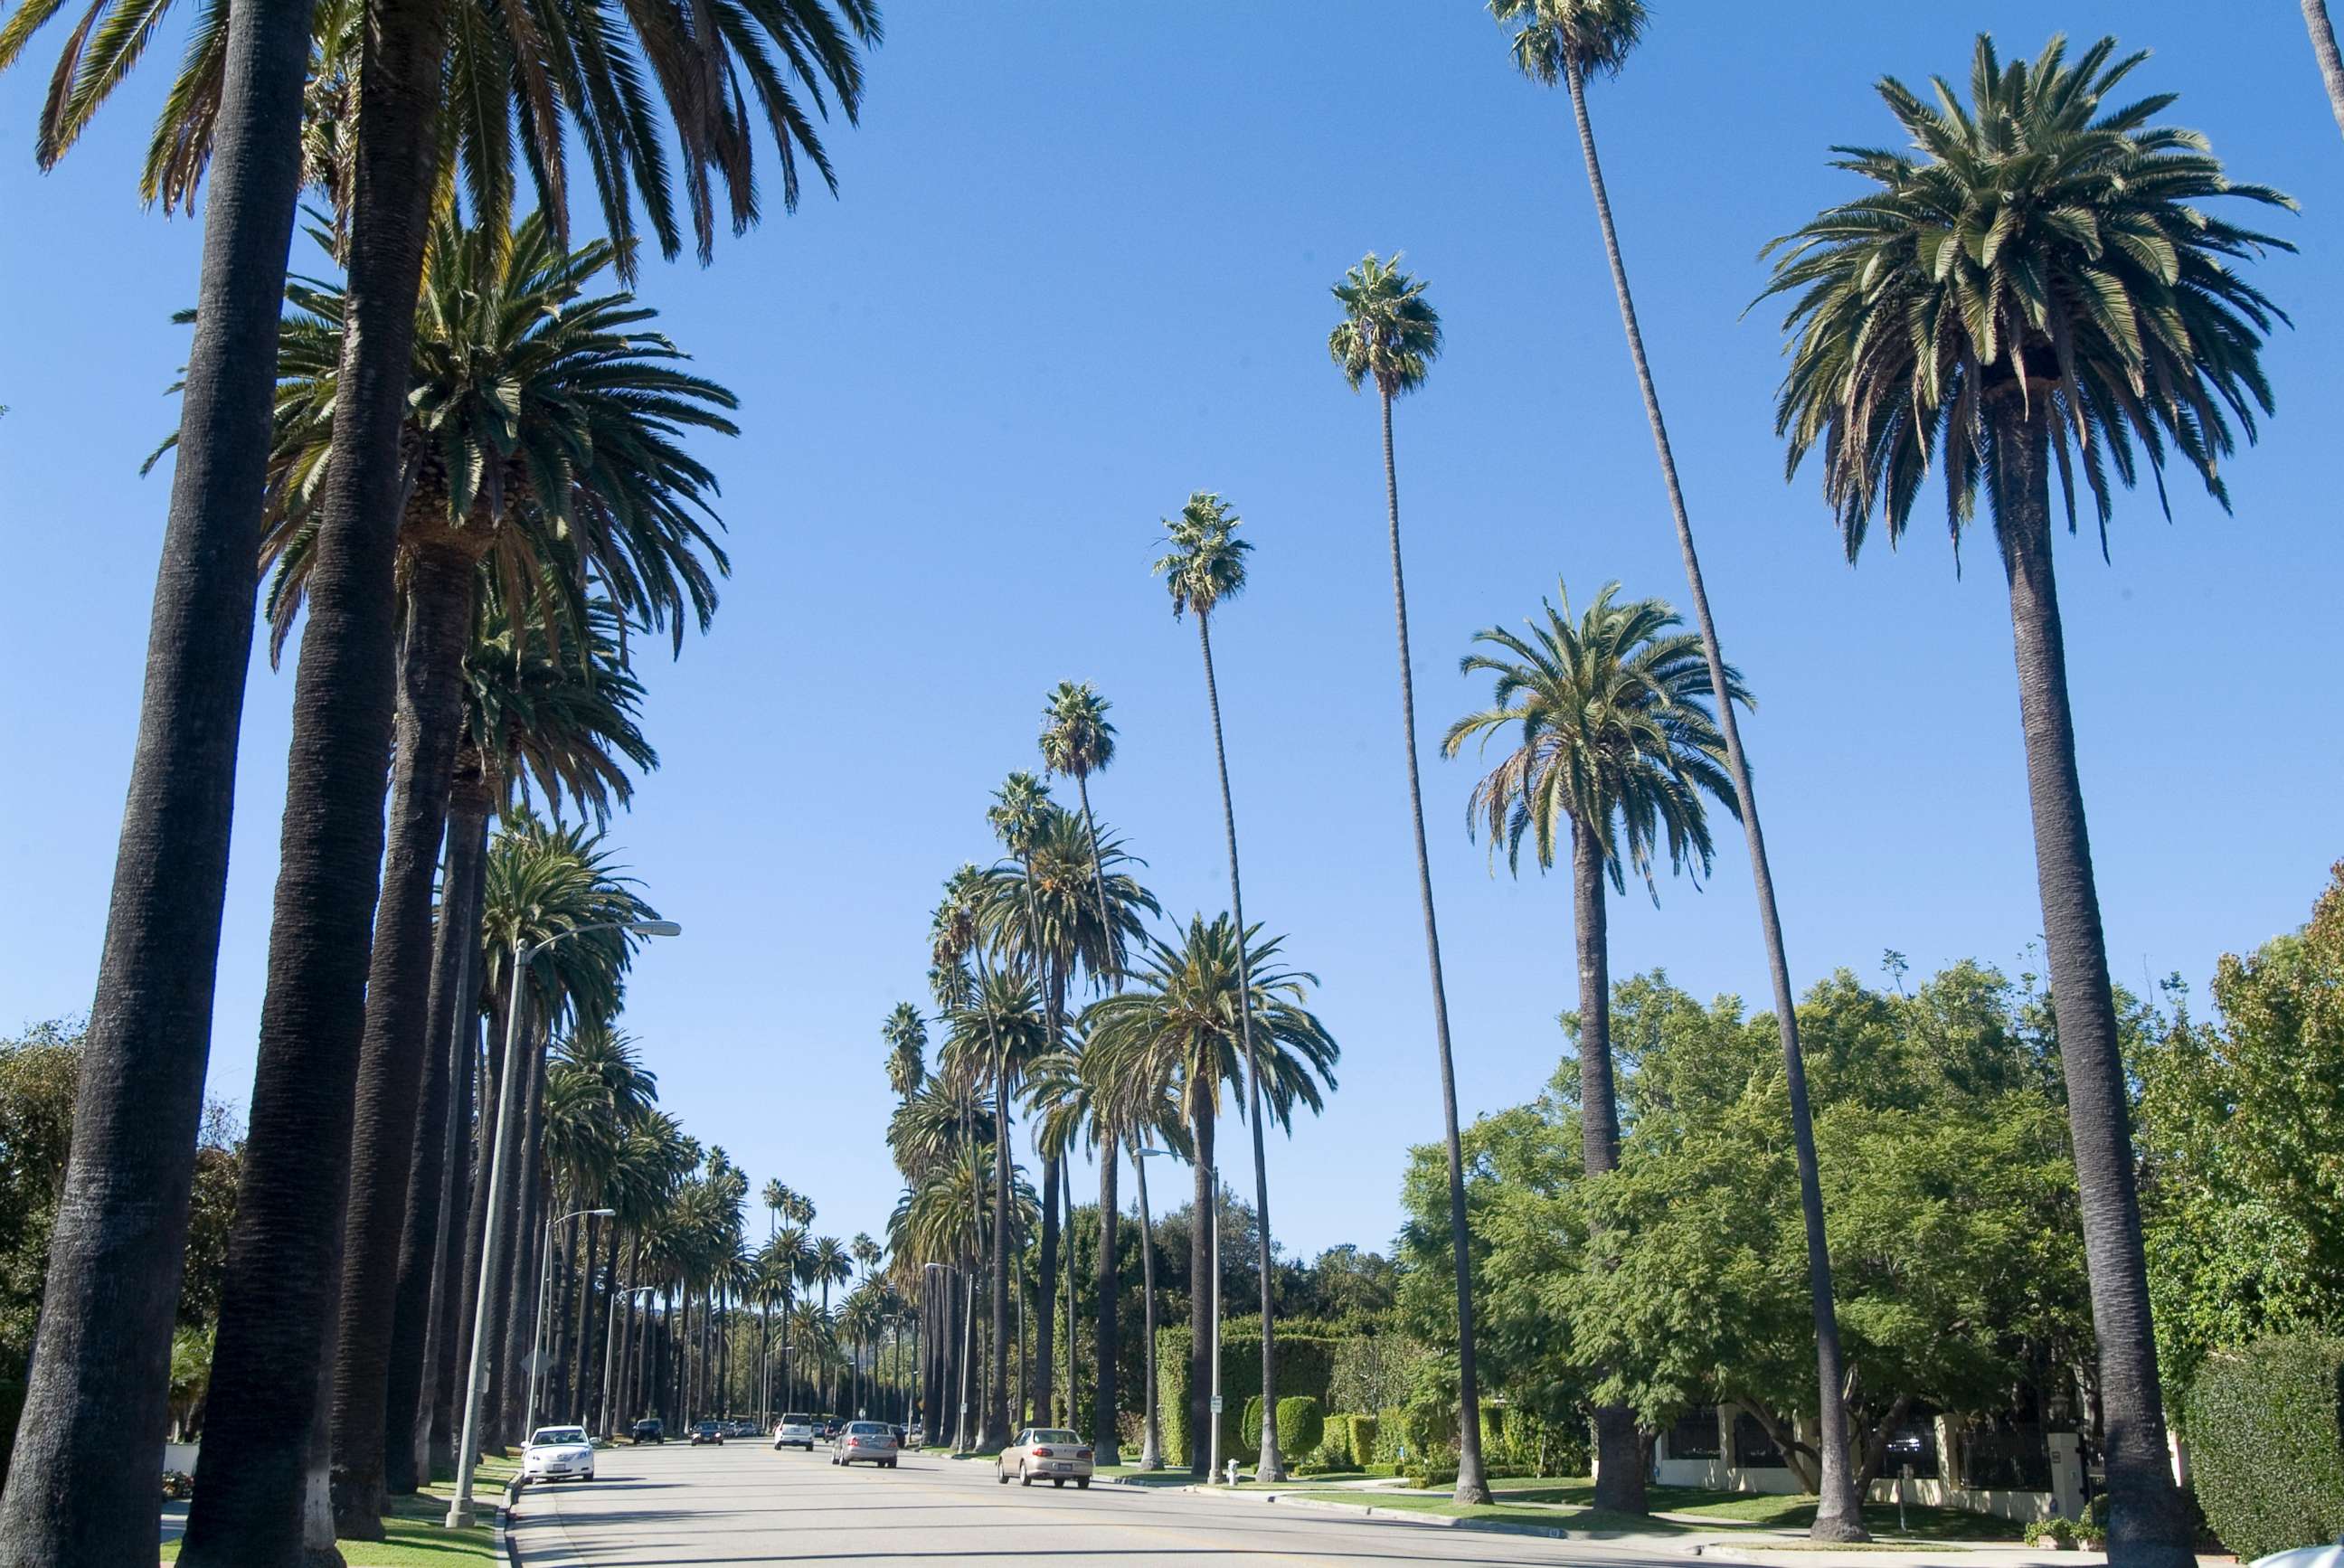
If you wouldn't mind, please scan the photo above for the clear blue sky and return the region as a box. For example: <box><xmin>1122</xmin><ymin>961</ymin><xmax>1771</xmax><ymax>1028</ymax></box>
<box><xmin>4</xmin><ymin>0</ymin><xmax>2339</xmax><ymax>1262</ymax></box>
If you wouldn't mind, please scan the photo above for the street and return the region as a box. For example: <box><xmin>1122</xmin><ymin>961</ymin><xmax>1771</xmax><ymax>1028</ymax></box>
<box><xmin>512</xmin><ymin>1441</ymin><xmax>1685</xmax><ymax>1567</ymax></box>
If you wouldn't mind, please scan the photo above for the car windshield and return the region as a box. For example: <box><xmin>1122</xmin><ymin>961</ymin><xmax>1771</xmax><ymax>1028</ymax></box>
<box><xmin>847</xmin><ymin>1422</ymin><xmax>887</xmax><ymax>1435</ymax></box>
<box><xmin>531</xmin><ymin>1428</ymin><xmax>587</xmax><ymax>1446</ymax></box>
<box><xmin>1030</xmin><ymin>1430</ymin><xmax>1079</xmax><ymax>1444</ymax></box>
<box><xmin>783</xmin><ymin>1413</ymin><xmax>811</xmax><ymax>1425</ymax></box>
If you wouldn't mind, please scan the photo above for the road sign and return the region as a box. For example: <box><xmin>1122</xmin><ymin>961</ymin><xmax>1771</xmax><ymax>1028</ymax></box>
<box><xmin>1208</xmin><ymin>1395</ymin><xmax>1223</xmax><ymax>1413</ymax></box>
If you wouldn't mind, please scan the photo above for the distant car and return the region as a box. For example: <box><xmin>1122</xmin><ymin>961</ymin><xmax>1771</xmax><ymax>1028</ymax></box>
<box><xmin>523</xmin><ymin>1426</ymin><xmax>596</xmax><ymax>1484</ymax></box>
<box><xmin>689</xmin><ymin>1421</ymin><xmax>725</xmax><ymax>1445</ymax></box>
<box><xmin>629</xmin><ymin>1418</ymin><xmax>665</xmax><ymax>1444</ymax></box>
<box><xmin>997</xmin><ymin>1428</ymin><xmax>1092</xmax><ymax>1489</ymax></box>
<box><xmin>906</xmin><ymin>1422</ymin><xmax>924</xmax><ymax>1449</ymax></box>
<box><xmin>832</xmin><ymin>1420</ymin><xmax>900</xmax><ymax>1469</ymax></box>
<box><xmin>820</xmin><ymin>1416</ymin><xmax>842</xmax><ymax>1442</ymax></box>
<box><xmin>775</xmin><ymin>1412</ymin><xmax>817</xmax><ymax>1451</ymax></box>
<box><xmin>728</xmin><ymin>1420</ymin><xmax>757</xmax><ymax>1439</ymax></box>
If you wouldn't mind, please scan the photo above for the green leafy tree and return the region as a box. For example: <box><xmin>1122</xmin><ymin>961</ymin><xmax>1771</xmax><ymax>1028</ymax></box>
<box><xmin>1762</xmin><ymin>37</ymin><xmax>2292</xmax><ymax>1563</ymax></box>
<box><xmin>1326</xmin><ymin>254</ymin><xmax>1489</xmax><ymax>1504</ymax></box>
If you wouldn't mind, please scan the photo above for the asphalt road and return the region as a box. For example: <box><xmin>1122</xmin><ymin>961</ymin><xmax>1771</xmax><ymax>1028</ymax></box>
<box><xmin>513</xmin><ymin>1440</ymin><xmax>1686</xmax><ymax>1567</ymax></box>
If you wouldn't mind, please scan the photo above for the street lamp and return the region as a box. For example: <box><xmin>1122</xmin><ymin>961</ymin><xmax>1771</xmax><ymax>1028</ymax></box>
<box><xmin>601</xmin><ymin>1284</ymin><xmax>658</xmax><ymax>1438</ymax></box>
<box><xmin>447</xmin><ymin>918</ymin><xmax>680</xmax><ymax>1527</ymax></box>
<box><xmin>1134</xmin><ymin>1146</ymin><xmax>1178</xmax><ymax>1475</ymax></box>
<box><xmin>527</xmin><ymin>1206</ymin><xmax>616</xmax><ymax>1434</ymax></box>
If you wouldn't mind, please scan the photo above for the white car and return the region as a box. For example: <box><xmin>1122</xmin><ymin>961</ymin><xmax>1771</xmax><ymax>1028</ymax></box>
<box><xmin>997</xmin><ymin>1428</ymin><xmax>1092</xmax><ymax>1488</ymax></box>
<box><xmin>774</xmin><ymin>1412</ymin><xmax>818</xmax><ymax>1451</ymax></box>
<box><xmin>523</xmin><ymin>1425</ymin><xmax>596</xmax><ymax>1483</ymax></box>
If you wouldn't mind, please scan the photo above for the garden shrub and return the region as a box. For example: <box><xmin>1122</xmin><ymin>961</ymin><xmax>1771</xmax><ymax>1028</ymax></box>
<box><xmin>2183</xmin><ymin>1335</ymin><xmax>2344</xmax><ymax>1562</ymax></box>
<box><xmin>1346</xmin><ymin>1414</ymin><xmax>1379</xmax><ymax>1469</ymax></box>
<box><xmin>1371</xmin><ymin>1406</ymin><xmax>1407</xmax><ymax>1466</ymax></box>
<box><xmin>1277</xmin><ymin>1396</ymin><xmax>1324</xmax><ymax>1462</ymax></box>
<box><xmin>2022</xmin><ymin>1517</ymin><xmax>2077</xmax><ymax>1549</ymax></box>
<box><xmin>1238</xmin><ymin>1395</ymin><xmax>1264</xmax><ymax>1462</ymax></box>
<box><xmin>1155</xmin><ymin>1327</ymin><xmax>1340</xmax><ymax>1468</ymax></box>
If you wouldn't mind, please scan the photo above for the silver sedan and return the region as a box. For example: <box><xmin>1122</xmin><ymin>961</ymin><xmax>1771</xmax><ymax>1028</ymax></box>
<box><xmin>832</xmin><ymin>1420</ymin><xmax>900</xmax><ymax>1468</ymax></box>
<box><xmin>995</xmin><ymin>1428</ymin><xmax>1092</xmax><ymax>1488</ymax></box>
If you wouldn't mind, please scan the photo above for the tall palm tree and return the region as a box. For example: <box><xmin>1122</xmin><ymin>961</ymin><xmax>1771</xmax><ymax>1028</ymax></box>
<box><xmin>1040</xmin><ymin>681</ymin><xmax>1123</xmax><ymax>984</ymax></box>
<box><xmin>1080</xmin><ymin>1013</ymin><xmax>1189</xmax><ymax>1471</ymax></box>
<box><xmin>0</xmin><ymin>3</ymin><xmax>310</xmax><ymax>1557</ymax></box>
<box><xmin>1324</xmin><ymin>258</ymin><xmax>1488</xmax><ymax>1503</ymax></box>
<box><xmin>1763</xmin><ymin>36</ymin><xmax>2289</xmax><ymax>1563</ymax></box>
<box><xmin>1085</xmin><ymin>916</ymin><xmax>1338</xmax><ymax>1478</ymax></box>
<box><xmin>239</xmin><ymin>211</ymin><xmax>737</xmax><ymax>1535</ymax></box>
<box><xmin>2306</xmin><ymin>0</ymin><xmax>2344</xmax><ymax>140</ymax></box>
<box><xmin>883</xmin><ymin>1005</ymin><xmax>929</xmax><ymax>1099</ymax></box>
<box><xmin>1151</xmin><ymin>492</ymin><xmax>1299</xmax><ymax>1478</ymax></box>
<box><xmin>1441</xmin><ymin>580</ymin><xmax>1743</xmax><ymax>1510</ymax></box>
<box><xmin>1483</xmin><ymin>1</ymin><xmax>1866</xmax><ymax>1530</ymax></box>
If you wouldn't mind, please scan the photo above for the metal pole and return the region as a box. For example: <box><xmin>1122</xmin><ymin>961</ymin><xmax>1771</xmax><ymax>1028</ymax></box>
<box><xmin>602</xmin><ymin>1286</ymin><xmax>651</xmax><ymax>1438</ymax></box>
<box><xmin>1208</xmin><ymin>1176</ymin><xmax>1223</xmax><ymax>1482</ymax></box>
<box><xmin>446</xmin><ymin>939</ymin><xmax>531</xmax><ymax>1527</ymax></box>
<box><xmin>525</xmin><ymin>1213</ymin><xmax>558</xmax><ymax>1437</ymax></box>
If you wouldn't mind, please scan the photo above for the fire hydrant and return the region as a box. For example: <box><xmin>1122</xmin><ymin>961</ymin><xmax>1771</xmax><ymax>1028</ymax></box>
<box><xmin>1224</xmin><ymin>1459</ymin><xmax>1241</xmax><ymax>1488</ymax></box>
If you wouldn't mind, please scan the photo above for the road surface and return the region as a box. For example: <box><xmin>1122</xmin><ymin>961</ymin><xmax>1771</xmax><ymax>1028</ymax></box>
<box><xmin>514</xmin><ymin>1440</ymin><xmax>1686</xmax><ymax>1567</ymax></box>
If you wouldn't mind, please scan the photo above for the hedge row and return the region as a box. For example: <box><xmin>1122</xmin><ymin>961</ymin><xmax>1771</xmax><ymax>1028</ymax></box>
<box><xmin>1155</xmin><ymin>1327</ymin><xmax>1337</xmax><ymax>1468</ymax></box>
<box><xmin>2184</xmin><ymin>1335</ymin><xmax>2344</xmax><ymax>1562</ymax></box>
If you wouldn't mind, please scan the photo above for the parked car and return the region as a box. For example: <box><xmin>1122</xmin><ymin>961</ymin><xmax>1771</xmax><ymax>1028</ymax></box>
<box><xmin>832</xmin><ymin>1420</ymin><xmax>900</xmax><ymax>1469</ymax></box>
<box><xmin>774</xmin><ymin>1412</ymin><xmax>817</xmax><ymax>1451</ymax></box>
<box><xmin>629</xmin><ymin>1418</ymin><xmax>665</xmax><ymax>1444</ymax></box>
<box><xmin>906</xmin><ymin>1422</ymin><xmax>924</xmax><ymax>1449</ymax></box>
<box><xmin>996</xmin><ymin>1429</ymin><xmax>1092</xmax><ymax>1489</ymax></box>
<box><xmin>689</xmin><ymin>1421</ymin><xmax>726</xmax><ymax>1445</ymax></box>
<box><xmin>728</xmin><ymin>1420</ymin><xmax>758</xmax><ymax>1439</ymax></box>
<box><xmin>523</xmin><ymin>1425</ymin><xmax>596</xmax><ymax>1483</ymax></box>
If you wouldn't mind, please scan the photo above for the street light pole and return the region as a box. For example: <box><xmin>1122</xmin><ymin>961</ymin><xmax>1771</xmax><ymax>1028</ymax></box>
<box><xmin>529</xmin><ymin>1206</ymin><xmax>614</xmax><ymax>1435</ymax></box>
<box><xmin>446</xmin><ymin>918</ymin><xmax>678</xmax><ymax>1527</ymax></box>
<box><xmin>1134</xmin><ymin>1146</ymin><xmax>1171</xmax><ymax>1471</ymax></box>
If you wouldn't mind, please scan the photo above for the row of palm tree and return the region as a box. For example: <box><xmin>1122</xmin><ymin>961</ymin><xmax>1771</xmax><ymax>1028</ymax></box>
<box><xmin>0</xmin><ymin>0</ymin><xmax>880</xmax><ymax>1557</ymax></box>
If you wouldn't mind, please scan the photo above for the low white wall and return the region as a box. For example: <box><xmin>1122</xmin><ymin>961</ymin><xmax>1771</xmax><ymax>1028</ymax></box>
<box><xmin>1869</xmin><ymin>1474</ymin><xmax>2054</xmax><ymax>1524</ymax></box>
<box><xmin>164</xmin><ymin>1441</ymin><xmax>200</xmax><ymax>1472</ymax></box>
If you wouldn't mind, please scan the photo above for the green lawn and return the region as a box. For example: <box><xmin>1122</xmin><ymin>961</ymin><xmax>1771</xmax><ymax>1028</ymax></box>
<box><xmin>1290</xmin><ymin>1479</ymin><xmax>2028</xmax><ymax>1545</ymax></box>
<box><xmin>160</xmin><ymin>1460</ymin><xmax>518</xmax><ymax>1565</ymax></box>
<box><xmin>1092</xmin><ymin>1465</ymin><xmax>1394</xmax><ymax>1490</ymax></box>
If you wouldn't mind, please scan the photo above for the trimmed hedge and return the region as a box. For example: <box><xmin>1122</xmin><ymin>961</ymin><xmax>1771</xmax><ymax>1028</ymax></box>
<box><xmin>1346</xmin><ymin>1414</ymin><xmax>1379</xmax><ymax>1469</ymax></box>
<box><xmin>1278</xmin><ymin>1396</ymin><xmax>1324</xmax><ymax>1461</ymax></box>
<box><xmin>1155</xmin><ymin>1327</ymin><xmax>1337</xmax><ymax>1467</ymax></box>
<box><xmin>2184</xmin><ymin>1335</ymin><xmax>2344</xmax><ymax>1562</ymax></box>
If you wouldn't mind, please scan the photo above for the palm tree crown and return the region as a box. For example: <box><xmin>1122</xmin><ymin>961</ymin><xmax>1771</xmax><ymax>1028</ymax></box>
<box><xmin>1489</xmin><ymin>0</ymin><xmax>1646</xmax><ymax>85</ymax></box>
<box><xmin>1761</xmin><ymin>33</ymin><xmax>2292</xmax><ymax>559</ymax></box>
<box><xmin>1442</xmin><ymin>581</ymin><xmax>1745</xmax><ymax>895</ymax></box>
<box><xmin>1327</xmin><ymin>253</ymin><xmax>1441</xmax><ymax>401</ymax></box>
<box><xmin>1151</xmin><ymin>493</ymin><xmax>1251</xmax><ymax>623</ymax></box>
<box><xmin>882</xmin><ymin>1004</ymin><xmax>928</xmax><ymax>1099</ymax></box>
<box><xmin>1039</xmin><ymin>681</ymin><xmax>1116</xmax><ymax>781</ymax></box>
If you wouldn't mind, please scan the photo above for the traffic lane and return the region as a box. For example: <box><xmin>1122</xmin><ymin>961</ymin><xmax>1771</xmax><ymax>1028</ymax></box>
<box><xmin>522</xmin><ymin>1439</ymin><xmax>1688</xmax><ymax>1566</ymax></box>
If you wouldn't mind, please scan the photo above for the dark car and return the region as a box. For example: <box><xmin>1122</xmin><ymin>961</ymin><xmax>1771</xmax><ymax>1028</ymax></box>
<box><xmin>820</xmin><ymin>1417</ymin><xmax>842</xmax><ymax>1442</ymax></box>
<box><xmin>630</xmin><ymin>1418</ymin><xmax>665</xmax><ymax>1444</ymax></box>
<box><xmin>690</xmin><ymin>1421</ymin><xmax>726</xmax><ymax>1446</ymax></box>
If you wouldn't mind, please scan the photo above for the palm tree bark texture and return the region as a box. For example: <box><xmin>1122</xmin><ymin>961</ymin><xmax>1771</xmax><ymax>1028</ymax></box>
<box><xmin>0</xmin><ymin>0</ymin><xmax>312</xmax><ymax>1561</ymax></box>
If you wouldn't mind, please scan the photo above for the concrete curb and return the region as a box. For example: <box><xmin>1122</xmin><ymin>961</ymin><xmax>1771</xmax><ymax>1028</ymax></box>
<box><xmin>1096</xmin><ymin>1475</ymin><xmax>1606</xmax><ymax>1545</ymax></box>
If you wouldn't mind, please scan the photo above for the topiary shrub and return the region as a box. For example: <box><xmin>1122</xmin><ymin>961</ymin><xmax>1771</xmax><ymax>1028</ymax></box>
<box><xmin>1277</xmin><ymin>1396</ymin><xmax>1324</xmax><ymax>1463</ymax></box>
<box><xmin>1372</xmin><ymin>1407</ymin><xmax>1407</xmax><ymax>1467</ymax></box>
<box><xmin>1346</xmin><ymin>1414</ymin><xmax>1380</xmax><ymax>1470</ymax></box>
<box><xmin>1237</xmin><ymin>1395</ymin><xmax>1265</xmax><ymax>1462</ymax></box>
<box><xmin>1307</xmin><ymin>1419</ymin><xmax>1355</xmax><ymax>1472</ymax></box>
<box><xmin>2184</xmin><ymin>1335</ymin><xmax>2344</xmax><ymax>1562</ymax></box>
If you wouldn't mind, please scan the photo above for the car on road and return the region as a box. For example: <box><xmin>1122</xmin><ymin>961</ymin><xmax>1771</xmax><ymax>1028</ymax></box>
<box><xmin>629</xmin><ymin>1417</ymin><xmax>664</xmax><ymax>1444</ymax></box>
<box><xmin>523</xmin><ymin>1425</ymin><xmax>597</xmax><ymax>1483</ymax></box>
<box><xmin>774</xmin><ymin>1412</ymin><xmax>817</xmax><ymax>1450</ymax></box>
<box><xmin>906</xmin><ymin>1422</ymin><xmax>923</xmax><ymax>1449</ymax></box>
<box><xmin>996</xmin><ymin>1429</ymin><xmax>1092</xmax><ymax>1488</ymax></box>
<box><xmin>689</xmin><ymin>1421</ymin><xmax>726</xmax><ymax>1445</ymax></box>
<box><xmin>819</xmin><ymin>1416</ymin><xmax>842</xmax><ymax>1443</ymax></box>
<box><xmin>833</xmin><ymin>1421</ymin><xmax>900</xmax><ymax>1469</ymax></box>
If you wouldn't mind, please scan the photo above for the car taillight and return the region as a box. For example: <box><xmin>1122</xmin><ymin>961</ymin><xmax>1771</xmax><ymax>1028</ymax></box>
<box><xmin>1077</xmin><ymin>1449</ymin><xmax>1092</xmax><ymax>1460</ymax></box>
<box><xmin>1032</xmin><ymin>1446</ymin><xmax>1051</xmax><ymax>1457</ymax></box>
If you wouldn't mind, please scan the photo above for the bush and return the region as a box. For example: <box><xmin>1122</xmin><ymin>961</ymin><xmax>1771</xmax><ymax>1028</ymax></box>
<box><xmin>2184</xmin><ymin>1335</ymin><xmax>2344</xmax><ymax>1562</ymax></box>
<box><xmin>1155</xmin><ymin>1327</ymin><xmax>1340</xmax><ymax>1467</ymax></box>
<box><xmin>1277</xmin><ymin>1397</ymin><xmax>1324</xmax><ymax>1462</ymax></box>
<box><xmin>2022</xmin><ymin>1517</ymin><xmax>2077</xmax><ymax>1549</ymax></box>
<box><xmin>1347</xmin><ymin>1414</ymin><xmax>1380</xmax><ymax>1469</ymax></box>
<box><xmin>1405</xmin><ymin>1455</ymin><xmax>1460</xmax><ymax>1489</ymax></box>
<box><xmin>1309</xmin><ymin>1417</ymin><xmax>1356</xmax><ymax>1471</ymax></box>
<box><xmin>1371</xmin><ymin>1407</ymin><xmax>1407</xmax><ymax>1467</ymax></box>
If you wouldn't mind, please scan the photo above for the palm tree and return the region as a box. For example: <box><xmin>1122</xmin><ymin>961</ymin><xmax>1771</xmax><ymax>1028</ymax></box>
<box><xmin>1762</xmin><ymin>36</ymin><xmax>2289</xmax><ymax>1563</ymax></box>
<box><xmin>2306</xmin><ymin>1</ymin><xmax>2344</xmax><ymax>140</ymax></box>
<box><xmin>1086</xmin><ymin>916</ymin><xmax>1337</xmax><ymax>1478</ymax></box>
<box><xmin>1152</xmin><ymin>492</ymin><xmax>1300</xmax><ymax>1478</ymax></box>
<box><xmin>1080</xmin><ymin>1018</ymin><xmax>1188</xmax><ymax>1471</ymax></box>
<box><xmin>1441</xmin><ymin>580</ymin><xmax>1742</xmax><ymax>1509</ymax></box>
<box><xmin>251</xmin><ymin>211</ymin><xmax>736</xmax><ymax>1534</ymax></box>
<box><xmin>1040</xmin><ymin>682</ymin><xmax>1123</xmax><ymax>984</ymax></box>
<box><xmin>0</xmin><ymin>4</ymin><xmax>311</xmax><ymax>1557</ymax></box>
<box><xmin>1483</xmin><ymin>2</ymin><xmax>1867</xmax><ymax>1531</ymax></box>
<box><xmin>883</xmin><ymin>1005</ymin><xmax>929</xmax><ymax>1099</ymax></box>
<box><xmin>1324</xmin><ymin>258</ymin><xmax>1489</xmax><ymax>1503</ymax></box>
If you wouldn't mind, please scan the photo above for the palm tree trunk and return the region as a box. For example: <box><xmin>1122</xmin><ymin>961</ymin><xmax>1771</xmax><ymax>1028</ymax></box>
<box><xmin>386</xmin><ymin>782</ymin><xmax>487</xmax><ymax>1493</ymax></box>
<box><xmin>1561</xmin><ymin>57</ymin><xmax>1860</xmax><ymax>1539</ymax></box>
<box><xmin>1093</xmin><ymin>1139</ymin><xmax>1121</xmax><ymax>1462</ymax></box>
<box><xmin>1133</xmin><ymin>1138</ymin><xmax>1163</xmax><ymax>1470</ymax></box>
<box><xmin>1370</xmin><ymin>390</ymin><xmax>1489</xmax><ymax>1505</ymax></box>
<box><xmin>182</xmin><ymin>0</ymin><xmax>451</xmax><ymax>1550</ymax></box>
<box><xmin>1062</xmin><ymin>1160</ymin><xmax>1078</xmax><ymax>1435</ymax></box>
<box><xmin>1036</xmin><ymin>1154</ymin><xmax>1060</xmax><ymax>1422</ymax></box>
<box><xmin>1993</xmin><ymin>405</ymin><xmax>2192</xmax><ymax>1568</ymax></box>
<box><xmin>454</xmin><ymin>997</ymin><xmax>506</xmax><ymax>1459</ymax></box>
<box><xmin>333</xmin><ymin>543</ymin><xmax>478</xmax><ymax>1534</ymax></box>
<box><xmin>2306</xmin><ymin>0</ymin><xmax>2344</xmax><ymax>141</ymax></box>
<box><xmin>1192</xmin><ymin>614</ymin><xmax>1287</xmax><ymax>1481</ymax></box>
<box><xmin>977</xmin><ymin>1010</ymin><xmax>1013</xmax><ymax>1450</ymax></box>
<box><xmin>1570</xmin><ymin>824</ymin><xmax>1644</xmax><ymax>1509</ymax></box>
<box><xmin>1073</xmin><ymin>775</ymin><xmax>1121</xmax><ymax>982</ymax></box>
<box><xmin>497</xmin><ymin>1045</ymin><xmax>550</xmax><ymax>1445</ymax></box>
<box><xmin>419</xmin><ymin>796</ymin><xmax>489</xmax><ymax>1479</ymax></box>
<box><xmin>1186</xmin><ymin>1109</ymin><xmax>1215</xmax><ymax>1478</ymax></box>
<box><xmin>0</xmin><ymin>4</ymin><xmax>310</xmax><ymax>1561</ymax></box>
